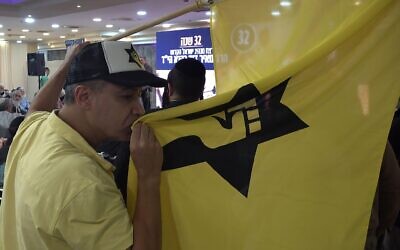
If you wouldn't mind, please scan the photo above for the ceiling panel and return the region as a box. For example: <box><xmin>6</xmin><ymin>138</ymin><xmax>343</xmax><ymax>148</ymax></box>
<box><xmin>0</xmin><ymin>0</ymin><xmax>211</xmax><ymax>49</ymax></box>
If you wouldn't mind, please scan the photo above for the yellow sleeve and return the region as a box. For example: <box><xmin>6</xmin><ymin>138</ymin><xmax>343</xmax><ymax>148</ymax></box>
<box><xmin>18</xmin><ymin>111</ymin><xmax>49</xmax><ymax>131</ymax></box>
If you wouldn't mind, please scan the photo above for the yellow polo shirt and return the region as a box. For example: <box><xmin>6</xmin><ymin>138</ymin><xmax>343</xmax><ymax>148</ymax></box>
<box><xmin>0</xmin><ymin>111</ymin><xmax>133</xmax><ymax>250</ymax></box>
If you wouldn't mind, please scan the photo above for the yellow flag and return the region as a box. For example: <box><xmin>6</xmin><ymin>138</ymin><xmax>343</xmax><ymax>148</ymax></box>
<box><xmin>211</xmin><ymin>0</ymin><xmax>396</xmax><ymax>93</ymax></box>
<box><xmin>127</xmin><ymin>0</ymin><xmax>400</xmax><ymax>249</ymax></box>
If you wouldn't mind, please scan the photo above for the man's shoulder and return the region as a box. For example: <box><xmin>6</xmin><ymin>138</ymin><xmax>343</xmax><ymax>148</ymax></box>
<box><xmin>20</xmin><ymin>111</ymin><xmax>50</xmax><ymax>129</ymax></box>
<box><xmin>8</xmin><ymin>111</ymin><xmax>51</xmax><ymax>148</ymax></box>
<box><xmin>24</xmin><ymin>110</ymin><xmax>50</xmax><ymax>120</ymax></box>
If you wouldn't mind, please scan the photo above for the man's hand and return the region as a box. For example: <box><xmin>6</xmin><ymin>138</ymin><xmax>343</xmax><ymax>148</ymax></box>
<box><xmin>130</xmin><ymin>122</ymin><xmax>163</xmax><ymax>182</ymax></box>
<box><xmin>61</xmin><ymin>42</ymin><xmax>90</xmax><ymax>68</ymax></box>
<box><xmin>130</xmin><ymin>122</ymin><xmax>163</xmax><ymax>250</ymax></box>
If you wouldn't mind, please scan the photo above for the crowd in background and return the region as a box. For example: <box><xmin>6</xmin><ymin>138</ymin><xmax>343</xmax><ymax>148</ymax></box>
<box><xmin>0</xmin><ymin>85</ymin><xmax>29</xmax><ymax>187</ymax></box>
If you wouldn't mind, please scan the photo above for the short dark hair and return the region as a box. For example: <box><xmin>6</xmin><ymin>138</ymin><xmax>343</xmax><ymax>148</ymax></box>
<box><xmin>64</xmin><ymin>80</ymin><xmax>106</xmax><ymax>105</ymax></box>
<box><xmin>168</xmin><ymin>58</ymin><xmax>205</xmax><ymax>101</ymax></box>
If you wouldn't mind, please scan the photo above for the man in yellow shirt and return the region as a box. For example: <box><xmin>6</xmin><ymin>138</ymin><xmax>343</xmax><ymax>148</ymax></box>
<box><xmin>0</xmin><ymin>41</ymin><xmax>166</xmax><ymax>250</ymax></box>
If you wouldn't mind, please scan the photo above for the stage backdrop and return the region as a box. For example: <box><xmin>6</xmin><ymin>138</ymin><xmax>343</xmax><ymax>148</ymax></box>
<box><xmin>155</xmin><ymin>28</ymin><xmax>216</xmax><ymax>108</ymax></box>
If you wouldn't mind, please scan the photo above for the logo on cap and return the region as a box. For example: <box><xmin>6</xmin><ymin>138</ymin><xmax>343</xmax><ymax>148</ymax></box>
<box><xmin>125</xmin><ymin>45</ymin><xmax>144</xmax><ymax>70</ymax></box>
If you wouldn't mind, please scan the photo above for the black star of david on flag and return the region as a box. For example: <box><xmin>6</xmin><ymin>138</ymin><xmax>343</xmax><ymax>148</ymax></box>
<box><xmin>162</xmin><ymin>78</ymin><xmax>309</xmax><ymax>197</ymax></box>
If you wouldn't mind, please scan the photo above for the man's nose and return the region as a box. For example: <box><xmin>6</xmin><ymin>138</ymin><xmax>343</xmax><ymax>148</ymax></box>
<box><xmin>131</xmin><ymin>100</ymin><xmax>145</xmax><ymax>116</ymax></box>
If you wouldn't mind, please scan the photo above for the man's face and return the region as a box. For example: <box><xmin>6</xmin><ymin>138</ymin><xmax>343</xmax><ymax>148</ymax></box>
<box><xmin>13</xmin><ymin>91</ymin><xmax>22</xmax><ymax>102</ymax></box>
<box><xmin>88</xmin><ymin>82</ymin><xmax>144</xmax><ymax>142</ymax></box>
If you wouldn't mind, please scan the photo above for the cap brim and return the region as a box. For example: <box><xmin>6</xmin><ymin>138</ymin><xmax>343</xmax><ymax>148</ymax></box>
<box><xmin>103</xmin><ymin>70</ymin><xmax>167</xmax><ymax>88</ymax></box>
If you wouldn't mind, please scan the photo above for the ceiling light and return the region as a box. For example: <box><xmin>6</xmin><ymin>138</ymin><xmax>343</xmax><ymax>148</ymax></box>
<box><xmin>271</xmin><ymin>10</ymin><xmax>281</xmax><ymax>16</ymax></box>
<box><xmin>24</xmin><ymin>16</ymin><xmax>35</xmax><ymax>23</ymax></box>
<box><xmin>162</xmin><ymin>23</ymin><xmax>172</xmax><ymax>28</ymax></box>
<box><xmin>105</xmin><ymin>24</ymin><xmax>114</xmax><ymax>28</ymax></box>
<box><xmin>50</xmin><ymin>45</ymin><xmax>55</xmax><ymax>48</ymax></box>
<box><xmin>93</xmin><ymin>18</ymin><xmax>102</xmax><ymax>22</ymax></box>
<box><xmin>0</xmin><ymin>24</ymin><xmax>3</xmax><ymax>28</ymax></box>
<box><xmin>60</xmin><ymin>35</ymin><xmax>66</xmax><ymax>39</ymax></box>
<box><xmin>76</xmin><ymin>5</ymin><xmax>81</xmax><ymax>8</ymax></box>
<box><xmin>19</xmin><ymin>35</ymin><xmax>26</xmax><ymax>39</ymax></box>
<box><xmin>43</xmin><ymin>32</ymin><xmax>50</xmax><ymax>36</ymax></box>
<box><xmin>205</xmin><ymin>11</ymin><xmax>212</xmax><ymax>16</ymax></box>
<box><xmin>137</xmin><ymin>10</ymin><xmax>147</xmax><ymax>16</ymax></box>
<box><xmin>0</xmin><ymin>32</ymin><xmax>4</xmax><ymax>36</ymax></box>
<box><xmin>280</xmin><ymin>0</ymin><xmax>292</xmax><ymax>7</ymax></box>
<box><xmin>52</xmin><ymin>24</ymin><xmax>60</xmax><ymax>28</ymax></box>
<box><xmin>37</xmin><ymin>38</ymin><xmax>43</xmax><ymax>41</ymax></box>
<box><xmin>103</xmin><ymin>31</ymin><xmax>118</xmax><ymax>36</ymax></box>
<box><xmin>22</xmin><ymin>29</ymin><xmax>29</xmax><ymax>32</ymax></box>
<box><xmin>118</xmin><ymin>28</ymin><xmax>126</xmax><ymax>33</ymax></box>
<box><xmin>120</xmin><ymin>37</ymin><xmax>133</xmax><ymax>42</ymax></box>
<box><xmin>355</xmin><ymin>1</ymin><xmax>361</xmax><ymax>5</ymax></box>
<box><xmin>16</xmin><ymin>40</ymin><xmax>22</xmax><ymax>43</ymax></box>
<box><xmin>71</xmin><ymin>29</ymin><xmax>78</xmax><ymax>33</ymax></box>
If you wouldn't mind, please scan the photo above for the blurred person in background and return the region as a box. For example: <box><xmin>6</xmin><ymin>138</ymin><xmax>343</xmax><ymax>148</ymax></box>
<box><xmin>16</xmin><ymin>87</ymin><xmax>30</xmax><ymax>114</ymax></box>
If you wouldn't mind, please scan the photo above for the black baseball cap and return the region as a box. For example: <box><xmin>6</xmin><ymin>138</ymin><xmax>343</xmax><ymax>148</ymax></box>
<box><xmin>66</xmin><ymin>41</ymin><xmax>167</xmax><ymax>88</ymax></box>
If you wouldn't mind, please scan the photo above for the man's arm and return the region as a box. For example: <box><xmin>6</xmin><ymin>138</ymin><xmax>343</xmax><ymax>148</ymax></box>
<box><xmin>130</xmin><ymin>122</ymin><xmax>162</xmax><ymax>250</ymax></box>
<box><xmin>27</xmin><ymin>43</ymin><xmax>89</xmax><ymax>116</ymax></box>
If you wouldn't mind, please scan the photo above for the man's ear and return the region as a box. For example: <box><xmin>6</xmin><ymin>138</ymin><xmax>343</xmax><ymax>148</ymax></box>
<box><xmin>74</xmin><ymin>85</ymin><xmax>92</xmax><ymax>109</ymax></box>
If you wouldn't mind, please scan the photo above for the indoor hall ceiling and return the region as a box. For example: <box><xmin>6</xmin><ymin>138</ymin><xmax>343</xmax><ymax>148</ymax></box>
<box><xmin>0</xmin><ymin>0</ymin><xmax>211</xmax><ymax>48</ymax></box>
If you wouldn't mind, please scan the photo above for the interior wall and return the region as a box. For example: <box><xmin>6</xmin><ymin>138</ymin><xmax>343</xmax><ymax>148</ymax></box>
<box><xmin>10</xmin><ymin>43</ymin><xmax>28</xmax><ymax>90</ymax></box>
<box><xmin>0</xmin><ymin>42</ymin><xmax>31</xmax><ymax>95</ymax></box>
<box><xmin>0</xmin><ymin>41</ymin><xmax>11</xmax><ymax>90</ymax></box>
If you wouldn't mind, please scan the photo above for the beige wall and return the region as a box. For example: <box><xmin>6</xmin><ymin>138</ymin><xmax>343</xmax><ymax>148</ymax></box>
<box><xmin>0</xmin><ymin>41</ymin><xmax>29</xmax><ymax>90</ymax></box>
<box><xmin>27</xmin><ymin>43</ymin><xmax>37</xmax><ymax>53</ymax></box>
<box><xmin>0</xmin><ymin>41</ymin><xmax>11</xmax><ymax>90</ymax></box>
<box><xmin>10</xmin><ymin>43</ymin><xmax>28</xmax><ymax>90</ymax></box>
